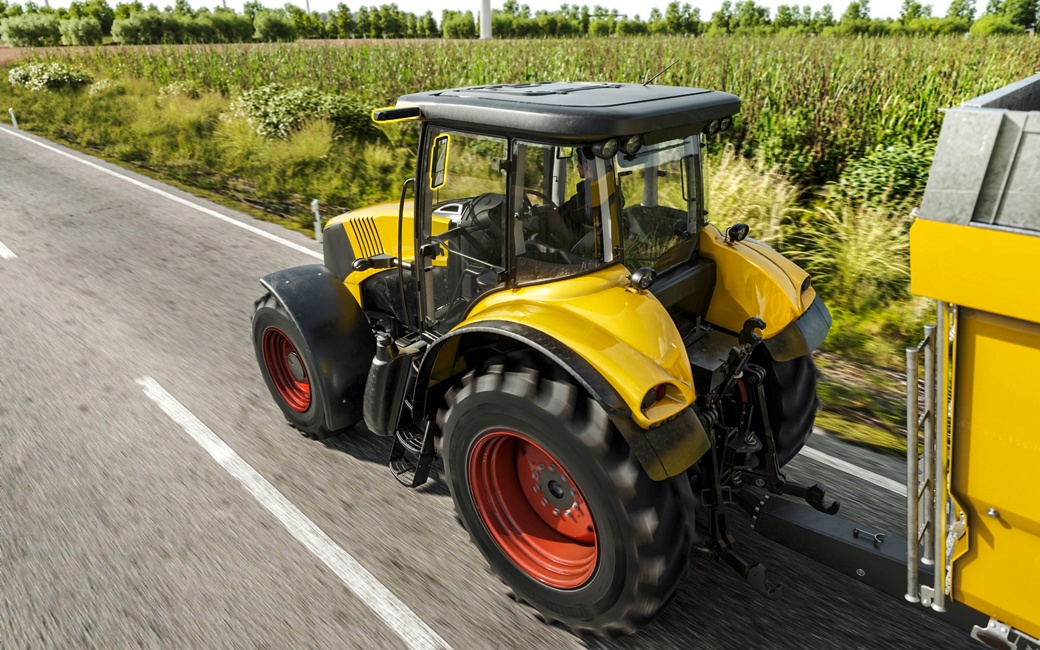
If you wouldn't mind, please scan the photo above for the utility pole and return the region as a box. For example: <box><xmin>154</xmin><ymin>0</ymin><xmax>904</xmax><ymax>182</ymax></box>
<box><xmin>480</xmin><ymin>0</ymin><xmax>492</xmax><ymax>39</ymax></box>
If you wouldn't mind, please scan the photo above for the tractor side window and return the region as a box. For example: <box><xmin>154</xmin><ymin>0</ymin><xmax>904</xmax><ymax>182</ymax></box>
<box><xmin>512</xmin><ymin>141</ymin><xmax>616</xmax><ymax>285</ymax></box>
<box><xmin>616</xmin><ymin>137</ymin><xmax>701</xmax><ymax>273</ymax></box>
<box><xmin>422</xmin><ymin>128</ymin><xmax>508</xmax><ymax>331</ymax></box>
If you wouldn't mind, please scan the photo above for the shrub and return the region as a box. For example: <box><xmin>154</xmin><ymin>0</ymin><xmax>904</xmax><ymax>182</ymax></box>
<box><xmin>8</xmin><ymin>62</ymin><xmax>93</xmax><ymax>92</ymax></box>
<box><xmin>59</xmin><ymin>16</ymin><xmax>103</xmax><ymax>46</ymax></box>
<box><xmin>253</xmin><ymin>10</ymin><xmax>297</xmax><ymax>42</ymax></box>
<box><xmin>111</xmin><ymin>11</ymin><xmax>183</xmax><ymax>44</ymax></box>
<box><xmin>227</xmin><ymin>84</ymin><xmax>372</xmax><ymax>139</ymax></box>
<box><xmin>1</xmin><ymin>13</ymin><xmax>61</xmax><ymax>46</ymax></box>
<box><xmin>970</xmin><ymin>13</ymin><xmax>1025</xmax><ymax>34</ymax></box>
<box><xmin>210</xmin><ymin>9</ymin><xmax>253</xmax><ymax>42</ymax></box>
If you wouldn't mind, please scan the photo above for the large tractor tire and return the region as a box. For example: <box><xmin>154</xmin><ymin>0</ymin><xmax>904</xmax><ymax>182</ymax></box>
<box><xmin>252</xmin><ymin>293</ymin><xmax>335</xmax><ymax>439</ymax></box>
<box><xmin>751</xmin><ymin>347</ymin><xmax>820</xmax><ymax>467</ymax></box>
<box><xmin>439</xmin><ymin>362</ymin><xmax>693</xmax><ymax>637</ymax></box>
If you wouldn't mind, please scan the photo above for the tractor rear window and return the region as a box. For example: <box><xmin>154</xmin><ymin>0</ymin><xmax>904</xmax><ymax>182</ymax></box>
<box><xmin>616</xmin><ymin>137</ymin><xmax>702</xmax><ymax>273</ymax></box>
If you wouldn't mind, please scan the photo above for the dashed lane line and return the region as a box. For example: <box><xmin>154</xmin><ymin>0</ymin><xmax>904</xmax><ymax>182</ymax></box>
<box><xmin>799</xmin><ymin>444</ymin><xmax>906</xmax><ymax>496</ymax></box>
<box><xmin>0</xmin><ymin>240</ymin><xmax>15</xmax><ymax>260</ymax></box>
<box><xmin>0</xmin><ymin>125</ymin><xmax>322</xmax><ymax>261</ymax></box>
<box><xmin>136</xmin><ymin>376</ymin><xmax>452</xmax><ymax>650</ymax></box>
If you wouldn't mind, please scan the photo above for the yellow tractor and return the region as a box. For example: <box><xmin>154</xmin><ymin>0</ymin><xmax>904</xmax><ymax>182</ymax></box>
<box><xmin>251</xmin><ymin>82</ymin><xmax>831</xmax><ymax>636</ymax></box>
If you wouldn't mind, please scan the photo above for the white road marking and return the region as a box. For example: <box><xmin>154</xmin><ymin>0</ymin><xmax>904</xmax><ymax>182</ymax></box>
<box><xmin>0</xmin><ymin>240</ymin><xmax>15</xmax><ymax>260</ymax></box>
<box><xmin>799</xmin><ymin>445</ymin><xmax>906</xmax><ymax>496</ymax></box>
<box><xmin>0</xmin><ymin>126</ymin><xmax>322</xmax><ymax>261</ymax></box>
<box><xmin>136</xmin><ymin>376</ymin><xmax>452</xmax><ymax>650</ymax></box>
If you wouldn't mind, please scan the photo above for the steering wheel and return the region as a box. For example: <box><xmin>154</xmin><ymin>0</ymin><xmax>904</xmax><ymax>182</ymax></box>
<box><xmin>519</xmin><ymin>188</ymin><xmax>565</xmax><ymax>241</ymax></box>
<box><xmin>522</xmin><ymin>188</ymin><xmax>559</xmax><ymax>215</ymax></box>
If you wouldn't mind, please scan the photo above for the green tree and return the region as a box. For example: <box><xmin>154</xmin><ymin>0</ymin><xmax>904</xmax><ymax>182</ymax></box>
<box><xmin>899</xmin><ymin>0</ymin><xmax>932</xmax><ymax>22</ymax></box>
<box><xmin>419</xmin><ymin>9</ymin><xmax>437</xmax><ymax>36</ymax></box>
<box><xmin>842</xmin><ymin>0</ymin><xmax>870</xmax><ymax>20</ymax></box>
<box><xmin>441</xmin><ymin>9</ymin><xmax>475</xmax><ymax>37</ymax></box>
<box><xmin>1003</xmin><ymin>0</ymin><xmax>1037</xmax><ymax>26</ymax></box>
<box><xmin>775</xmin><ymin>4</ymin><xmax>799</xmax><ymax>28</ymax></box>
<box><xmin>946</xmin><ymin>0</ymin><xmax>976</xmax><ymax>19</ymax></box>
<box><xmin>813</xmin><ymin>4</ymin><xmax>835</xmax><ymax>27</ymax></box>
<box><xmin>253</xmin><ymin>9</ymin><xmax>296</xmax><ymax>40</ymax></box>
<box><xmin>733</xmin><ymin>0</ymin><xmax>769</xmax><ymax>28</ymax></box>
<box><xmin>354</xmin><ymin>5</ymin><xmax>368</xmax><ymax>36</ymax></box>
<box><xmin>334</xmin><ymin>2</ymin><xmax>353</xmax><ymax>36</ymax></box>
<box><xmin>709</xmin><ymin>0</ymin><xmax>732</xmax><ymax>32</ymax></box>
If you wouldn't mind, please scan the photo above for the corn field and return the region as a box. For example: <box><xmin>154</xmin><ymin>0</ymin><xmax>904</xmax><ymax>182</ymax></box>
<box><xmin>25</xmin><ymin>34</ymin><xmax>1040</xmax><ymax>186</ymax></box>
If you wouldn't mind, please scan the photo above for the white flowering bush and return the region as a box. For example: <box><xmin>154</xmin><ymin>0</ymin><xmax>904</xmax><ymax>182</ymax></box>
<box><xmin>227</xmin><ymin>84</ymin><xmax>372</xmax><ymax>139</ymax></box>
<box><xmin>159</xmin><ymin>80</ymin><xmax>203</xmax><ymax>100</ymax></box>
<box><xmin>88</xmin><ymin>79</ymin><xmax>126</xmax><ymax>96</ymax></box>
<box><xmin>7</xmin><ymin>62</ymin><xmax>93</xmax><ymax>92</ymax></box>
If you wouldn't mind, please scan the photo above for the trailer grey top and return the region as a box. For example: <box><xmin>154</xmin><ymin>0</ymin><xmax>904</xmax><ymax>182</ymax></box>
<box><xmin>918</xmin><ymin>72</ymin><xmax>1040</xmax><ymax>233</ymax></box>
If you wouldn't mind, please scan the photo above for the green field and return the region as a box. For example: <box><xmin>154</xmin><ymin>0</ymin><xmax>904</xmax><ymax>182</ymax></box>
<box><xmin>3</xmin><ymin>35</ymin><xmax>1037</xmax><ymax>452</ymax></box>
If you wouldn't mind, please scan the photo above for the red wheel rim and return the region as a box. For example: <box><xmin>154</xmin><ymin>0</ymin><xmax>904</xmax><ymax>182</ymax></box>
<box><xmin>468</xmin><ymin>431</ymin><xmax>597</xmax><ymax>589</ymax></box>
<box><xmin>261</xmin><ymin>327</ymin><xmax>311</xmax><ymax>412</ymax></box>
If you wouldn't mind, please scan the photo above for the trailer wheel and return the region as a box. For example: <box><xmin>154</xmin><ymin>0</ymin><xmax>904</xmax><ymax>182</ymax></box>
<box><xmin>252</xmin><ymin>293</ymin><xmax>333</xmax><ymax>439</ymax></box>
<box><xmin>440</xmin><ymin>363</ymin><xmax>692</xmax><ymax>636</ymax></box>
<box><xmin>752</xmin><ymin>348</ymin><xmax>820</xmax><ymax>467</ymax></box>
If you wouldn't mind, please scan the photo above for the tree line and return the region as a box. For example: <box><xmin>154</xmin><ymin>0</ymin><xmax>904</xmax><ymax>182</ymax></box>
<box><xmin>1</xmin><ymin>0</ymin><xmax>1035</xmax><ymax>47</ymax></box>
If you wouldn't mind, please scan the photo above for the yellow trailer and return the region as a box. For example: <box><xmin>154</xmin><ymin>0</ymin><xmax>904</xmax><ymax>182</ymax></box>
<box><xmin>906</xmin><ymin>72</ymin><xmax>1040</xmax><ymax>648</ymax></box>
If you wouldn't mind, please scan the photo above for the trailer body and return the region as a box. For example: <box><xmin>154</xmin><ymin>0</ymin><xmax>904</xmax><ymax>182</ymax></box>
<box><xmin>909</xmin><ymin>72</ymin><xmax>1040</xmax><ymax>647</ymax></box>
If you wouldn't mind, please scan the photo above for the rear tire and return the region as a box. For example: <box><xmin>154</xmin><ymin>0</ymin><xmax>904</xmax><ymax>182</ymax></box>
<box><xmin>752</xmin><ymin>347</ymin><xmax>820</xmax><ymax>467</ymax></box>
<box><xmin>440</xmin><ymin>362</ymin><xmax>692</xmax><ymax>637</ymax></box>
<box><xmin>252</xmin><ymin>293</ymin><xmax>335</xmax><ymax>439</ymax></box>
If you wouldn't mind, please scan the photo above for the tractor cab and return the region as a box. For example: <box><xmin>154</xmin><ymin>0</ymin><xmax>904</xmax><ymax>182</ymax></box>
<box><xmin>414</xmin><ymin>128</ymin><xmax>710</xmax><ymax>333</ymax></box>
<box><xmin>377</xmin><ymin>82</ymin><xmax>737</xmax><ymax>335</ymax></box>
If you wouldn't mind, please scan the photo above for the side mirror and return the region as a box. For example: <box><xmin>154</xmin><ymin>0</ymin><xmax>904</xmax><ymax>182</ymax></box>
<box><xmin>429</xmin><ymin>134</ymin><xmax>449</xmax><ymax>190</ymax></box>
<box><xmin>726</xmin><ymin>223</ymin><xmax>750</xmax><ymax>243</ymax></box>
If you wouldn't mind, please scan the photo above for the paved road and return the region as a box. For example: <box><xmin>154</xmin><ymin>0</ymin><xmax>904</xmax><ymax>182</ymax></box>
<box><xmin>0</xmin><ymin>125</ymin><xmax>979</xmax><ymax>649</ymax></box>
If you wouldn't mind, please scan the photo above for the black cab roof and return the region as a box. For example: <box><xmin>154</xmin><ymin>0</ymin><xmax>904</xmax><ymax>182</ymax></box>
<box><xmin>394</xmin><ymin>81</ymin><xmax>740</xmax><ymax>144</ymax></box>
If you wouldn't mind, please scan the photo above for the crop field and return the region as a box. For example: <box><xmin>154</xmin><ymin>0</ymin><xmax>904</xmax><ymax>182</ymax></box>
<box><xmin>15</xmin><ymin>35</ymin><xmax>1038</xmax><ymax>184</ymax></box>
<box><xmin>2</xmin><ymin>34</ymin><xmax>1037</xmax><ymax>451</ymax></box>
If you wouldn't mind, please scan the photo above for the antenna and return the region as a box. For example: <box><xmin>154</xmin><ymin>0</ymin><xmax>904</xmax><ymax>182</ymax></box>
<box><xmin>643</xmin><ymin>60</ymin><xmax>678</xmax><ymax>86</ymax></box>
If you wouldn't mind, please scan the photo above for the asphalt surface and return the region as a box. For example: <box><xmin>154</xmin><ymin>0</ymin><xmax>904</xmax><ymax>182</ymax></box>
<box><xmin>0</xmin><ymin>125</ymin><xmax>981</xmax><ymax>649</ymax></box>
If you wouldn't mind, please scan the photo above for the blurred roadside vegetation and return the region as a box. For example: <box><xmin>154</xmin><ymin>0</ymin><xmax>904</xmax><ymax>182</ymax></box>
<box><xmin>1</xmin><ymin>0</ymin><xmax>1037</xmax><ymax>47</ymax></box>
<box><xmin>2</xmin><ymin>34</ymin><xmax>1036</xmax><ymax>453</ymax></box>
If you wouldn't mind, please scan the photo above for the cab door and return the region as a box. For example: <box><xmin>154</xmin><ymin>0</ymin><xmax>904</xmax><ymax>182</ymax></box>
<box><xmin>416</xmin><ymin>126</ymin><xmax>511</xmax><ymax>334</ymax></box>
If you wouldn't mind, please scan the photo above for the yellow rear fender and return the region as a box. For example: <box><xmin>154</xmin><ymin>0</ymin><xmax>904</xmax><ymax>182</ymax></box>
<box><xmin>413</xmin><ymin>319</ymin><xmax>709</xmax><ymax>482</ymax></box>
<box><xmin>700</xmin><ymin>224</ymin><xmax>830</xmax><ymax>360</ymax></box>
<box><xmin>464</xmin><ymin>266</ymin><xmax>695</xmax><ymax>427</ymax></box>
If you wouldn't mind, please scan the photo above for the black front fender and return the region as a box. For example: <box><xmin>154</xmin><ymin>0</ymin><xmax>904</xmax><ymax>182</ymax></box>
<box><xmin>261</xmin><ymin>264</ymin><xmax>376</xmax><ymax>431</ymax></box>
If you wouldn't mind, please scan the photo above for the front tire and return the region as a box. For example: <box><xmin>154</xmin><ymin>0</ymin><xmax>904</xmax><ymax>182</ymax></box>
<box><xmin>440</xmin><ymin>362</ymin><xmax>692</xmax><ymax>637</ymax></box>
<box><xmin>252</xmin><ymin>293</ymin><xmax>334</xmax><ymax>439</ymax></box>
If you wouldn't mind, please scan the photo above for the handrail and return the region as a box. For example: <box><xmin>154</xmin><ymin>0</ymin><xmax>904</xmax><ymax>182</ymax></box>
<box><xmin>905</xmin><ymin>322</ymin><xmax>937</xmax><ymax>604</ymax></box>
